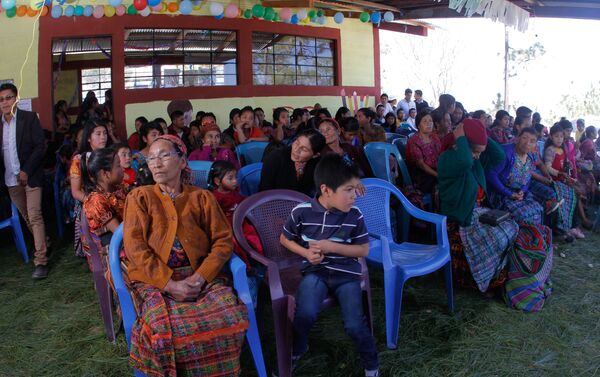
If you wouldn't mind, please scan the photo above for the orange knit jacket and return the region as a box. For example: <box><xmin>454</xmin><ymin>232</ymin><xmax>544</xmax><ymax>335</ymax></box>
<box><xmin>123</xmin><ymin>184</ymin><xmax>232</xmax><ymax>289</ymax></box>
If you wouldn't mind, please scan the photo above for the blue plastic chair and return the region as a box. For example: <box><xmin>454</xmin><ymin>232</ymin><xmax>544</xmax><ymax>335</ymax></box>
<box><xmin>385</xmin><ymin>132</ymin><xmax>403</xmax><ymax>144</ymax></box>
<box><xmin>392</xmin><ymin>137</ymin><xmax>408</xmax><ymax>159</ymax></box>
<box><xmin>0</xmin><ymin>202</ymin><xmax>29</xmax><ymax>263</ymax></box>
<box><xmin>53</xmin><ymin>157</ymin><xmax>65</xmax><ymax>239</ymax></box>
<box><xmin>537</xmin><ymin>140</ymin><xmax>545</xmax><ymax>157</ymax></box>
<box><xmin>238</xmin><ymin>162</ymin><xmax>262</xmax><ymax>197</ymax></box>
<box><xmin>354</xmin><ymin>178</ymin><xmax>453</xmax><ymax>350</ymax></box>
<box><xmin>109</xmin><ymin>224</ymin><xmax>267</xmax><ymax>377</ymax></box>
<box><xmin>235</xmin><ymin>141</ymin><xmax>269</xmax><ymax>166</ymax></box>
<box><xmin>188</xmin><ymin>160</ymin><xmax>213</xmax><ymax>189</ymax></box>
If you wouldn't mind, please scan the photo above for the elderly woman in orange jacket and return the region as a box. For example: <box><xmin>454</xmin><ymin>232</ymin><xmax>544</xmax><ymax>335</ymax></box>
<box><xmin>123</xmin><ymin>134</ymin><xmax>248</xmax><ymax>377</ymax></box>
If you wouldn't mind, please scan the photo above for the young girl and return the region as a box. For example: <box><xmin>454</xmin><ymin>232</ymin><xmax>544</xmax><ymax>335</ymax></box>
<box><xmin>188</xmin><ymin>123</ymin><xmax>240</xmax><ymax>169</ymax></box>
<box><xmin>70</xmin><ymin>119</ymin><xmax>109</xmax><ymax>257</ymax></box>
<box><xmin>544</xmin><ymin>124</ymin><xmax>585</xmax><ymax>239</ymax></box>
<box><xmin>81</xmin><ymin>147</ymin><xmax>126</xmax><ymax>269</ymax></box>
<box><xmin>208</xmin><ymin>161</ymin><xmax>263</xmax><ymax>302</ymax></box>
<box><xmin>114</xmin><ymin>143</ymin><xmax>135</xmax><ymax>187</ymax></box>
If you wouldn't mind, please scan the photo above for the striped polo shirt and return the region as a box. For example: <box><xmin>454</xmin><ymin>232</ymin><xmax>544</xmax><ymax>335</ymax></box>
<box><xmin>282</xmin><ymin>198</ymin><xmax>369</xmax><ymax>275</ymax></box>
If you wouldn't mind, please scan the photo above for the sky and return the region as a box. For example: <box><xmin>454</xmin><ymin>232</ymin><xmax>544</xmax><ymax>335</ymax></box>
<box><xmin>379</xmin><ymin>17</ymin><xmax>600</xmax><ymax>125</ymax></box>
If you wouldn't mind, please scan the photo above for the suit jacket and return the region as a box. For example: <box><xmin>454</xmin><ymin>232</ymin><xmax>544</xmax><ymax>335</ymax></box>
<box><xmin>0</xmin><ymin>109</ymin><xmax>46</xmax><ymax>188</ymax></box>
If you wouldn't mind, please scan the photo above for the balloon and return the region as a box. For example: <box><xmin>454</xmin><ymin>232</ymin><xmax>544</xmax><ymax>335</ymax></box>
<box><xmin>290</xmin><ymin>14</ymin><xmax>298</xmax><ymax>24</ymax></box>
<box><xmin>383</xmin><ymin>11</ymin><xmax>393</xmax><ymax>22</ymax></box>
<box><xmin>63</xmin><ymin>4</ymin><xmax>73</xmax><ymax>15</ymax></box>
<box><xmin>41</xmin><ymin>5</ymin><xmax>49</xmax><ymax>15</ymax></box>
<box><xmin>296</xmin><ymin>8</ymin><xmax>306</xmax><ymax>20</ymax></box>
<box><xmin>150</xmin><ymin>3</ymin><xmax>161</xmax><ymax>11</ymax></box>
<box><xmin>115</xmin><ymin>4</ymin><xmax>125</xmax><ymax>15</ymax></box>
<box><xmin>139</xmin><ymin>6</ymin><xmax>150</xmax><ymax>16</ymax></box>
<box><xmin>263</xmin><ymin>6</ymin><xmax>274</xmax><ymax>20</ymax></box>
<box><xmin>209</xmin><ymin>1</ymin><xmax>222</xmax><ymax>15</ymax></box>
<box><xmin>251</xmin><ymin>3</ymin><xmax>263</xmax><ymax>18</ymax></box>
<box><xmin>333</xmin><ymin>12</ymin><xmax>343</xmax><ymax>24</ymax></box>
<box><xmin>133</xmin><ymin>0</ymin><xmax>146</xmax><ymax>10</ymax></box>
<box><xmin>127</xmin><ymin>3</ymin><xmax>136</xmax><ymax>14</ymax></box>
<box><xmin>316</xmin><ymin>9</ymin><xmax>323</xmax><ymax>17</ymax></box>
<box><xmin>6</xmin><ymin>5</ymin><xmax>15</xmax><ymax>16</ymax></box>
<box><xmin>16</xmin><ymin>5</ymin><xmax>26</xmax><ymax>15</ymax></box>
<box><xmin>272</xmin><ymin>11</ymin><xmax>279</xmax><ymax>22</ymax></box>
<box><xmin>371</xmin><ymin>11</ymin><xmax>380</xmax><ymax>24</ymax></box>
<box><xmin>147</xmin><ymin>0</ymin><xmax>159</xmax><ymax>6</ymax></box>
<box><xmin>214</xmin><ymin>11</ymin><xmax>223</xmax><ymax>19</ymax></box>
<box><xmin>317</xmin><ymin>15</ymin><xmax>325</xmax><ymax>25</ymax></box>
<box><xmin>83</xmin><ymin>4</ymin><xmax>92</xmax><ymax>16</ymax></box>
<box><xmin>307</xmin><ymin>9</ymin><xmax>315</xmax><ymax>19</ymax></box>
<box><xmin>166</xmin><ymin>1</ymin><xmax>177</xmax><ymax>12</ymax></box>
<box><xmin>224</xmin><ymin>3</ymin><xmax>237</xmax><ymax>18</ymax></box>
<box><xmin>73</xmin><ymin>4</ymin><xmax>83</xmax><ymax>15</ymax></box>
<box><xmin>104</xmin><ymin>5</ymin><xmax>115</xmax><ymax>16</ymax></box>
<box><xmin>243</xmin><ymin>8</ymin><xmax>251</xmax><ymax>18</ymax></box>
<box><xmin>108</xmin><ymin>0</ymin><xmax>121</xmax><ymax>7</ymax></box>
<box><xmin>27</xmin><ymin>7</ymin><xmax>38</xmax><ymax>16</ymax></box>
<box><xmin>92</xmin><ymin>4</ymin><xmax>103</xmax><ymax>17</ymax></box>
<box><xmin>192</xmin><ymin>0</ymin><xmax>202</xmax><ymax>9</ymax></box>
<box><xmin>1</xmin><ymin>0</ymin><xmax>15</xmax><ymax>9</ymax></box>
<box><xmin>30</xmin><ymin>0</ymin><xmax>43</xmax><ymax>10</ymax></box>
<box><xmin>179</xmin><ymin>0</ymin><xmax>192</xmax><ymax>14</ymax></box>
<box><xmin>359</xmin><ymin>11</ymin><xmax>369</xmax><ymax>22</ymax></box>
<box><xmin>279</xmin><ymin>7</ymin><xmax>291</xmax><ymax>22</ymax></box>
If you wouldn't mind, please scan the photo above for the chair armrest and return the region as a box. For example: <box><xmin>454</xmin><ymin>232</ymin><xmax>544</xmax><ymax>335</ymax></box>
<box><xmin>229</xmin><ymin>254</ymin><xmax>253</xmax><ymax>307</ymax></box>
<box><xmin>246</xmin><ymin>248</ymin><xmax>286</xmax><ymax>302</ymax></box>
<box><xmin>368</xmin><ymin>232</ymin><xmax>394</xmax><ymax>271</ymax></box>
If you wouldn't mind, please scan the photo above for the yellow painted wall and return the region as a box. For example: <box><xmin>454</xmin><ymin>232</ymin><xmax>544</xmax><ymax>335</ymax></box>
<box><xmin>337</xmin><ymin>19</ymin><xmax>375</xmax><ymax>87</ymax></box>
<box><xmin>0</xmin><ymin>17</ymin><xmax>39</xmax><ymax>99</ymax></box>
<box><xmin>53</xmin><ymin>70</ymin><xmax>78</xmax><ymax>106</ymax></box>
<box><xmin>125</xmin><ymin>95</ymin><xmax>375</xmax><ymax>134</ymax></box>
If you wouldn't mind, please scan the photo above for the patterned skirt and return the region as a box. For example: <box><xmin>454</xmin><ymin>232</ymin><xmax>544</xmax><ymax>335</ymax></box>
<box><xmin>488</xmin><ymin>191</ymin><xmax>543</xmax><ymax>225</ymax></box>
<box><xmin>129</xmin><ymin>267</ymin><xmax>248</xmax><ymax>377</ymax></box>
<box><xmin>73</xmin><ymin>201</ymin><xmax>84</xmax><ymax>257</ymax></box>
<box><xmin>553</xmin><ymin>181</ymin><xmax>577</xmax><ymax>231</ymax></box>
<box><xmin>447</xmin><ymin>207</ymin><xmax>518</xmax><ymax>292</ymax></box>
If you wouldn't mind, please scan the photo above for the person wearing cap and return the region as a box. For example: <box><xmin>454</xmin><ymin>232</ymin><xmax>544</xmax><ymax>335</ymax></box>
<box><xmin>437</xmin><ymin>119</ymin><xmax>519</xmax><ymax>292</ymax></box>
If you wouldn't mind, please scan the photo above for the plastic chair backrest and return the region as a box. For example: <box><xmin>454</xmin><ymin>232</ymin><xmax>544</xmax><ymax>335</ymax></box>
<box><xmin>354</xmin><ymin>180</ymin><xmax>394</xmax><ymax>242</ymax></box>
<box><xmin>385</xmin><ymin>133</ymin><xmax>402</xmax><ymax>143</ymax></box>
<box><xmin>236</xmin><ymin>141</ymin><xmax>269</xmax><ymax>166</ymax></box>
<box><xmin>364</xmin><ymin>142</ymin><xmax>412</xmax><ymax>186</ymax></box>
<box><xmin>238</xmin><ymin>163</ymin><xmax>262</xmax><ymax>197</ymax></box>
<box><xmin>232</xmin><ymin>190</ymin><xmax>310</xmax><ymax>265</ymax></box>
<box><xmin>188</xmin><ymin>160</ymin><xmax>213</xmax><ymax>189</ymax></box>
<box><xmin>537</xmin><ymin>140</ymin><xmax>545</xmax><ymax>157</ymax></box>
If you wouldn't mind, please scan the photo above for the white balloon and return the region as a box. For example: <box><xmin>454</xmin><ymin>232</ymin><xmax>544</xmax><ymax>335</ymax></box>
<box><xmin>140</xmin><ymin>6</ymin><xmax>150</xmax><ymax>16</ymax></box>
<box><xmin>383</xmin><ymin>11</ymin><xmax>394</xmax><ymax>22</ymax></box>
<box><xmin>209</xmin><ymin>1</ymin><xmax>223</xmax><ymax>15</ymax></box>
<box><xmin>296</xmin><ymin>8</ymin><xmax>307</xmax><ymax>20</ymax></box>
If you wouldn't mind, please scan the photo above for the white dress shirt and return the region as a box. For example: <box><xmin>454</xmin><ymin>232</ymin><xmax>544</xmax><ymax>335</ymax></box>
<box><xmin>397</xmin><ymin>99</ymin><xmax>416</xmax><ymax>120</ymax></box>
<box><xmin>2</xmin><ymin>111</ymin><xmax>20</xmax><ymax>187</ymax></box>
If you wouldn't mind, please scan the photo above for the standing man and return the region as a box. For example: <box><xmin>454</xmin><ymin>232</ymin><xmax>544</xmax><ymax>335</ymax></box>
<box><xmin>414</xmin><ymin>90</ymin><xmax>429</xmax><ymax>113</ymax></box>
<box><xmin>397</xmin><ymin>88</ymin><xmax>415</xmax><ymax>121</ymax></box>
<box><xmin>0</xmin><ymin>83</ymin><xmax>49</xmax><ymax>278</ymax></box>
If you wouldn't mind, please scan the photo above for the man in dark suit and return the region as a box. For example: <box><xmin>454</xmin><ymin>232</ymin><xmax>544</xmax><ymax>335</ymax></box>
<box><xmin>0</xmin><ymin>83</ymin><xmax>49</xmax><ymax>278</ymax></box>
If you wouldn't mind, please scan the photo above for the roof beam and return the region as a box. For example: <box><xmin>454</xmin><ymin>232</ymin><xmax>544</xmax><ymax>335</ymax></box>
<box><xmin>378</xmin><ymin>21</ymin><xmax>428</xmax><ymax>36</ymax></box>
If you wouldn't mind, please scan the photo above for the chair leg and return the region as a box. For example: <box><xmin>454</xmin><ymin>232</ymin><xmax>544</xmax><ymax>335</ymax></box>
<box><xmin>271</xmin><ymin>298</ymin><xmax>292</xmax><ymax>377</ymax></box>
<box><xmin>244</xmin><ymin>301</ymin><xmax>267</xmax><ymax>377</ymax></box>
<box><xmin>11</xmin><ymin>215</ymin><xmax>29</xmax><ymax>263</ymax></box>
<box><xmin>443</xmin><ymin>261</ymin><xmax>455</xmax><ymax>313</ymax></box>
<box><xmin>384</xmin><ymin>266</ymin><xmax>404</xmax><ymax>350</ymax></box>
<box><xmin>93</xmin><ymin>271</ymin><xmax>116</xmax><ymax>343</ymax></box>
<box><xmin>133</xmin><ymin>368</ymin><xmax>146</xmax><ymax>377</ymax></box>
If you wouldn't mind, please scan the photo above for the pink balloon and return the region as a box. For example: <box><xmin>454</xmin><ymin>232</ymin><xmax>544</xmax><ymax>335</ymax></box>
<box><xmin>224</xmin><ymin>3</ymin><xmax>237</xmax><ymax>18</ymax></box>
<box><xmin>151</xmin><ymin>3</ymin><xmax>161</xmax><ymax>11</ymax></box>
<box><xmin>93</xmin><ymin>4</ymin><xmax>104</xmax><ymax>17</ymax></box>
<box><xmin>115</xmin><ymin>4</ymin><xmax>125</xmax><ymax>15</ymax></box>
<box><xmin>280</xmin><ymin>8</ymin><xmax>292</xmax><ymax>22</ymax></box>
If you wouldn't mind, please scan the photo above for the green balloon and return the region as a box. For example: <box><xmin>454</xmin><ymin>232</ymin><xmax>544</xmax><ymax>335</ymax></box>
<box><xmin>359</xmin><ymin>12</ymin><xmax>369</xmax><ymax>22</ymax></box>
<box><xmin>263</xmin><ymin>6</ymin><xmax>274</xmax><ymax>20</ymax></box>
<box><xmin>273</xmin><ymin>11</ymin><xmax>279</xmax><ymax>22</ymax></box>
<box><xmin>244</xmin><ymin>9</ymin><xmax>252</xmax><ymax>18</ymax></box>
<box><xmin>127</xmin><ymin>4</ymin><xmax>137</xmax><ymax>14</ymax></box>
<box><xmin>252</xmin><ymin>3</ymin><xmax>264</xmax><ymax>18</ymax></box>
<box><xmin>316</xmin><ymin>10</ymin><xmax>323</xmax><ymax>17</ymax></box>
<box><xmin>6</xmin><ymin>7</ymin><xmax>16</xmax><ymax>17</ymax></box>
<box><xmin>308</xmin><ymin>9</ymin><xmax>315</xmax><ymax>18</ymax></box>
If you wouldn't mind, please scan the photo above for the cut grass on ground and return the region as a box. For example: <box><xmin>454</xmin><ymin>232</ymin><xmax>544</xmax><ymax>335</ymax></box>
<box><xmin>0</xmin><ymin>227</ymin><xmax>599</xmax><ymax>377</ymax></box>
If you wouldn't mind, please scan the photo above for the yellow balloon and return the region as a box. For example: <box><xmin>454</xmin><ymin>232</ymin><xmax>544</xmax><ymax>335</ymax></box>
<box><xmin>160</xmin><ymin>2</ymin><xmax>167</xmax><ymax>12</ymax></box>
<box><xmin>29</xmin><ymin>0</ymin><xmax>44</xmax><ymax>11</ymax></box>
<box><xmin>104</xmin><ymin>5</ymin><xmax>115</xmax><ymax>16</ymax></box>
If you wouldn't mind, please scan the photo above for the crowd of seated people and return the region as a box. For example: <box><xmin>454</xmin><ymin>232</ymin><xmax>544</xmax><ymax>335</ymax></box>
<box><xmin>39</xmin><ymin>87</ymin><xmax>600</xmax><ymax>376</ymax></box>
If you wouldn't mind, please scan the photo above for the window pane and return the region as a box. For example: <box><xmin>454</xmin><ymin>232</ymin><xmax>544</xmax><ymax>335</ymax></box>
<box><xmin>124</xmin><ymin>28</ymin><xmax>238</xmax><ymax>89</ymax></box>
<box><xmin>252</xmin><ymin>32</ymin><xmax>335</xmax><ymax>86</ymax></box>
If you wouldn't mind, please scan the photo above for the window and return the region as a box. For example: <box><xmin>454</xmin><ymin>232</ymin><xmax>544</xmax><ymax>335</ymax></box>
<box><xmin>81</xmin><ymin>68</ymin><xmax>112</xmax><ymax>103</ymax></box>
<box><xmin>252</xmin><ymin>32</ymin><xmax>335</xmax><ymax>86</ymax></box>
<box><xmin>124</xmin><ymin>28</ymin><xmax>237</xmax><ymax>89</ymax></box>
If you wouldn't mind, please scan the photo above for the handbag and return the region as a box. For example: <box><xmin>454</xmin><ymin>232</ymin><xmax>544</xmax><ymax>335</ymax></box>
<box><xmin>479</xmin><ymin>209</ymin><xmax>511</xmax><ymax>226</ymax></box>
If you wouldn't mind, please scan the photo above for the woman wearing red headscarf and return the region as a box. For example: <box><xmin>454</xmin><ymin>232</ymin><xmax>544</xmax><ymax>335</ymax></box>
<box><xmin>437</xmin><ymin>119</ymin><xmax>519</xmax><ymax>293</ymax></box>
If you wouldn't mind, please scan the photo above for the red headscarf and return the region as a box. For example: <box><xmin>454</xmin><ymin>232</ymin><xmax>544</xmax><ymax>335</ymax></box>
<box><xmin>154</xmin><ymin>134</ymin><xmax>191</xmax><ymax>185</ymax></box>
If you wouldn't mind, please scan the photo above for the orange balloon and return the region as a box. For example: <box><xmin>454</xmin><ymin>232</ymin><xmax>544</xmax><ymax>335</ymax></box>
<box><xmin>40</xmin><ymin>5</ymin><xmax>49</xmax><ymax>16</ymax></box>
<box><xmin>27</xmin><ymin>6</ymin><xmax>38</xmax><ymax>16</ymax></box>
<box><xmin>167</xmin><ymin>1</ymin><xmax>177</xmax><ymax>12</ymax></box>
<box><xmin>17</xmin><ymin>5</ymin><xmax>27</xmax><ymax>16</ymax></box>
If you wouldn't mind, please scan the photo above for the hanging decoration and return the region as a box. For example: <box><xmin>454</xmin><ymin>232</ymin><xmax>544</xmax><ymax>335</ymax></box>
<box><xmin>436</xmin><ymin>0</ymin><xmax>529</xmax><ymax>31</ymax></box>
